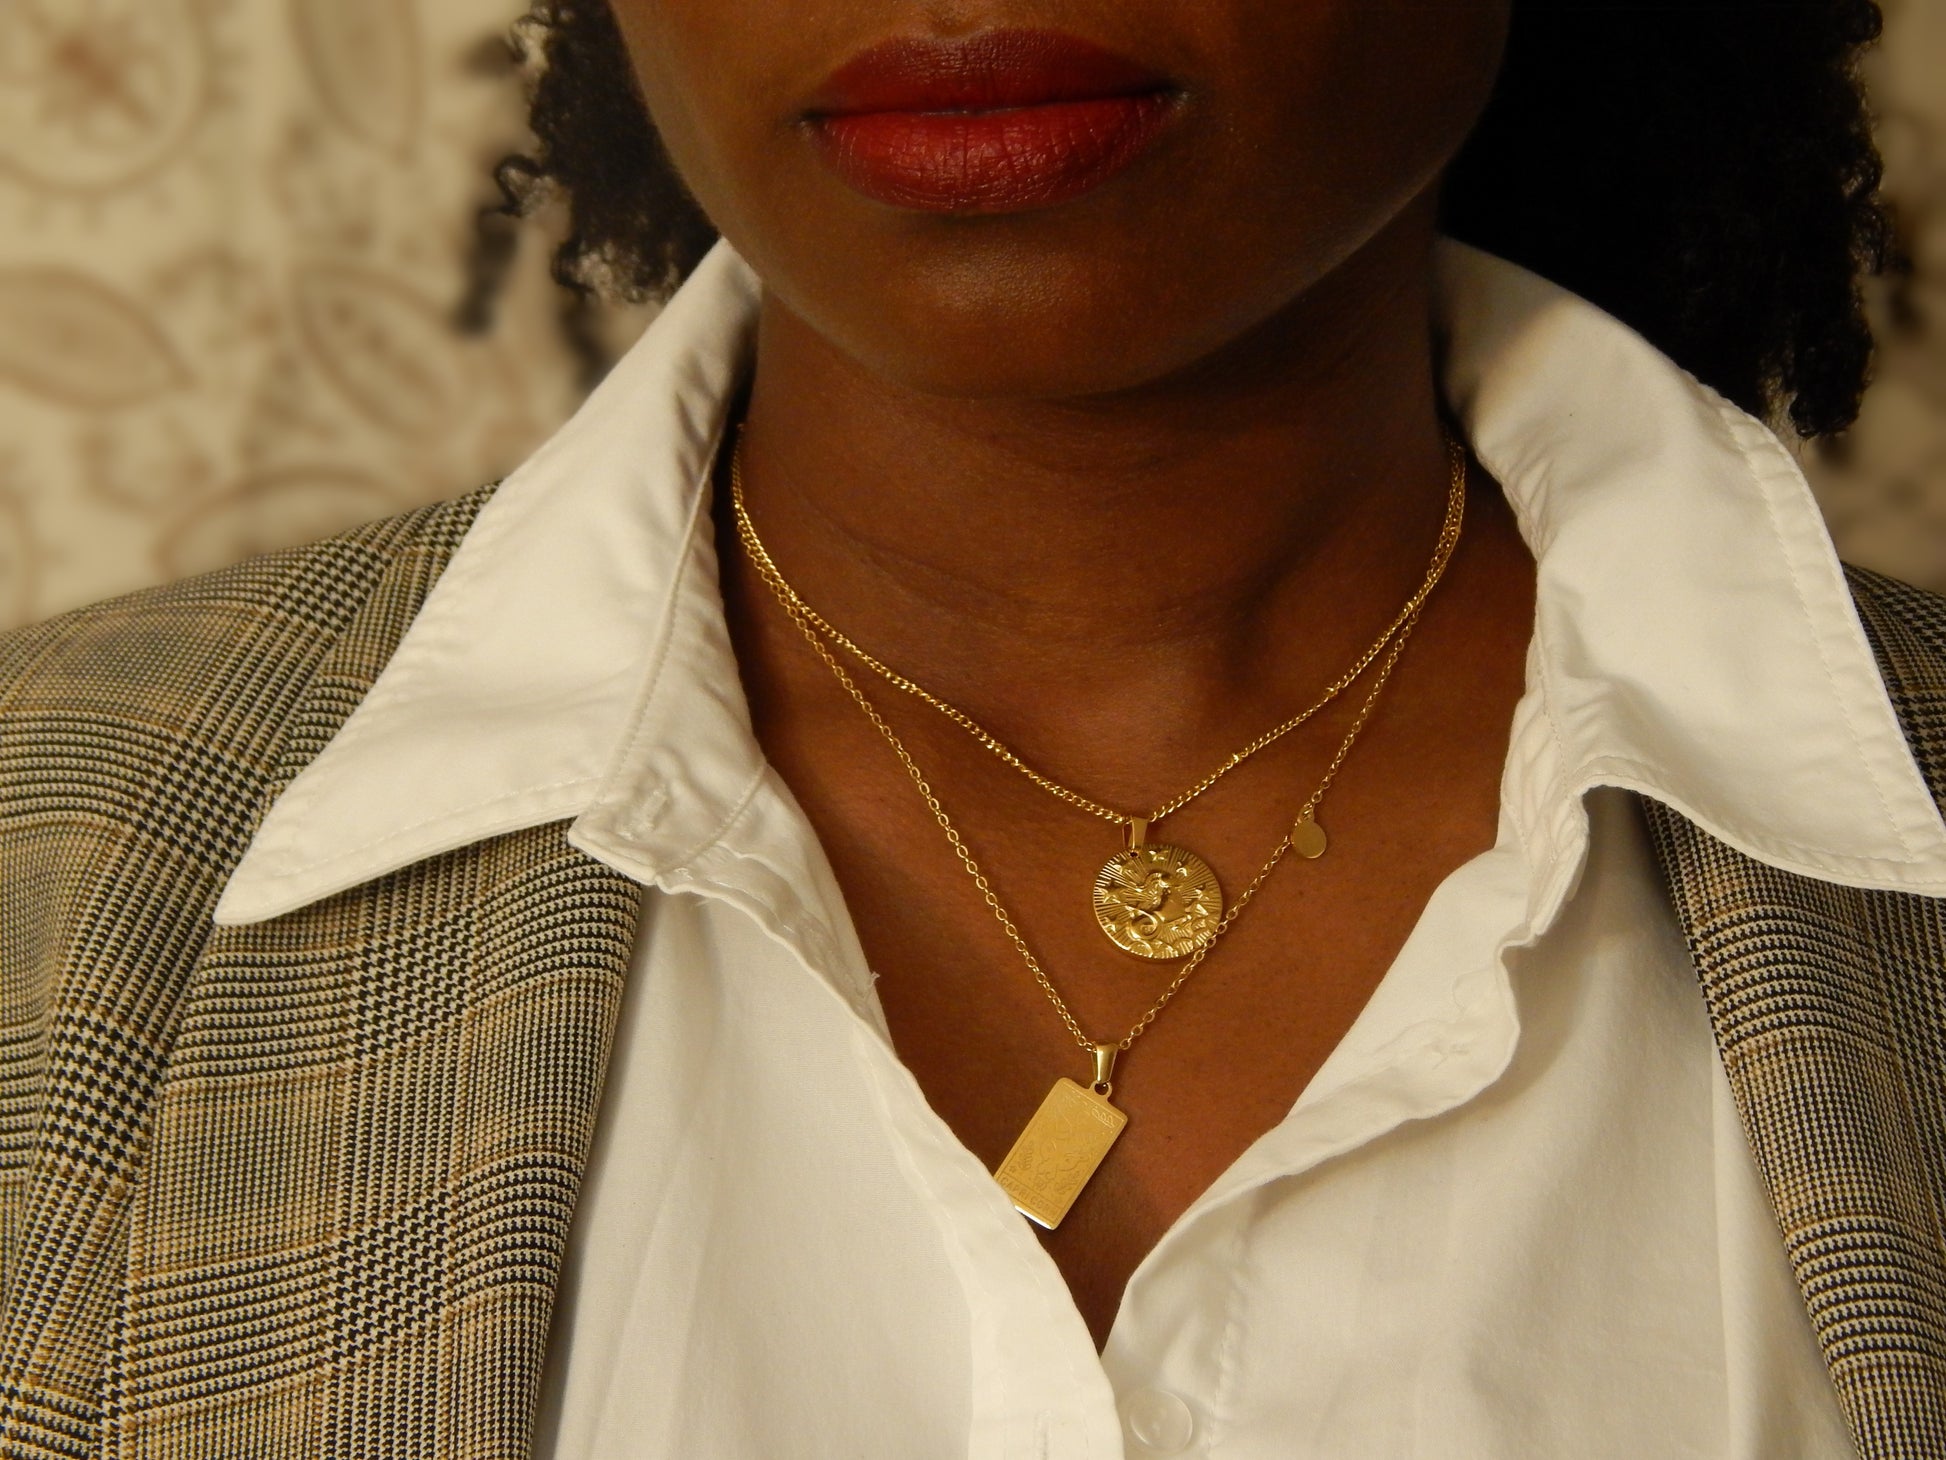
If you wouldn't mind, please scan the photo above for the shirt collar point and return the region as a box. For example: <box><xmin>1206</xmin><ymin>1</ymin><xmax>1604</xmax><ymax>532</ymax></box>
<box><xmin>1615</xmin><ymin>772</ymin><xmax>1946</xmax><ymax>895</ymax></box>
<box><xmin>217</xmin><ymin>782</ymin><xmax>605</xmax><ymax>926</ymax></box>
<box><xmin>210</xmin><ymin>242</ymin><xmax>768</xmax><ymax>924</ymax></box>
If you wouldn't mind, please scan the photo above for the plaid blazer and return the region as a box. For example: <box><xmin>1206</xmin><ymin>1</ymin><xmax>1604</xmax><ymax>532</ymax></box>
<box><xmin>0</xmin><ymin>493</ymin><xmax>1942</xmax><ymax>1460</ymax></box>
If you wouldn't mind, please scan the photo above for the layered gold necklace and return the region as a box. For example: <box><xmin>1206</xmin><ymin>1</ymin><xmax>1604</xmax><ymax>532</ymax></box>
<box><xmin>731</xmin><ymin>436</ymin><xmax>1466</xmax><ymax>1226</ymax></box>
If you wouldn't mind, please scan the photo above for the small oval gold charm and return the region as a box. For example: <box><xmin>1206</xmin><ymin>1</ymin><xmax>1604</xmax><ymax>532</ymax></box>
<box><xmin>1290</xmin><ymin>814</ymin><xmax>1328</xmax><ymax>860</ymax></box>
<box><xmin>1093</xmin><ymin>844</ymin><xmax>1224</xmax><ymax>960</ymax></box>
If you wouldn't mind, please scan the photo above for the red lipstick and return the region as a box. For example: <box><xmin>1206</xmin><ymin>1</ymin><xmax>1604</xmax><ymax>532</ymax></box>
<box><xmin>806</xmin><ymin>30</ymin><xmax>1181</xmax><ymax>214</ymax></box>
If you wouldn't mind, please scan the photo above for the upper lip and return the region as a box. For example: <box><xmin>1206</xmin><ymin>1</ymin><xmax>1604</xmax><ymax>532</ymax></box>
<box><xmin>805</xmin><ymin>28</ymin><xmax>1176</xmax><ymax>118</ymax></box>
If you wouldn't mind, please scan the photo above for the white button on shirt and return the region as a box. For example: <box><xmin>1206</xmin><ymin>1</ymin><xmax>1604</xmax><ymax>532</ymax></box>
<box><xmin>214</xmin><ymin>240</ymin><xmax>1946</xmax><ymax>1457</ymax></box>
<box><xmin>1123</xmin><ymin>1388</ymin><xmax>1196</xmax><ymax>1452</ymax></box>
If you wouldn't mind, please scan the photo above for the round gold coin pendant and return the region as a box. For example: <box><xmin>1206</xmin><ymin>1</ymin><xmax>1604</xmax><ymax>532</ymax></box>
<box><xmin>1092</xmin><ymin>821</ymin><xmax>1224</xmax><ymax>960</ymax></box>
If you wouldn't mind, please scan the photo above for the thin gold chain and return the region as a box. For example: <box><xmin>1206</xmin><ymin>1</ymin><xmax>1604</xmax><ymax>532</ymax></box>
<box><xmin>735</xmin><ymin>475</ymin><xmax>1436</xmax><ymax>1057</ymax></box>
<box><xmin>730</xmin><ymin>435</ymin><xmax>1465</xmax><ymax>827</ymax></box>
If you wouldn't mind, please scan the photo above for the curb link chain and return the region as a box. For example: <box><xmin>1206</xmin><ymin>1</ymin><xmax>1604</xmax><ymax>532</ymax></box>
<box><xmin>731</xmin><ymin>436</ymin><xmax>1466</xmax><ymax>829</ymax></box>
<box><xmin>729</xmin><ymin>442</ymin><xmax>1459</xmax><ymax>1058</ymax></box>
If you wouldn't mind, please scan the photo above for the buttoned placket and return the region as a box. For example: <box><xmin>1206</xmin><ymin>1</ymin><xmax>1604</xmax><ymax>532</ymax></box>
<box><xmin>1096</xmin><ymin>829</ymin><xmax>1556</xmax><ymax>1456</ymax></box>
<box><xmin>569</xmin><ymin>465</ymin><xmax>1130</xmax><ymax>1459</ymax></box>
<box><xmin>570</xmin><ymin>439</ymin><xmax>1608</xmax><ymax>1459</ymax></box>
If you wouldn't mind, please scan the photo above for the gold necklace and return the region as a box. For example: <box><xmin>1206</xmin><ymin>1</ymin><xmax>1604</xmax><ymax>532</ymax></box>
<box><xmin>732</xmin><ymin>451</ymin><xmax>1439</xmax><ymax>1228</ymax></box>
<box><xmin>730</xmin><ymin>436</ymin><xmax>1466</xmax><ymax>964</ymax></box>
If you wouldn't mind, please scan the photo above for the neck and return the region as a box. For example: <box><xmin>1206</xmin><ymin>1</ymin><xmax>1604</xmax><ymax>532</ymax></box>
<box><xmin>727</xmin><ymin>206</ymin><xmax>1462</xmax><ymax>785</ymax></box>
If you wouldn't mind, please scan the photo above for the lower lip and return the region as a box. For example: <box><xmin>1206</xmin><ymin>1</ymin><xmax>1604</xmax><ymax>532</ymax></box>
<box><xmin>811</xmin><ymin>93</ymin><xmax>1176</xmax><ymax>214</ymax></box>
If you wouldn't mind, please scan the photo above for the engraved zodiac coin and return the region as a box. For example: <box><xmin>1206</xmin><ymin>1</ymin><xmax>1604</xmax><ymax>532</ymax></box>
<box><xmin>1091</xmin><ymin>844</ymin><xmax>1224</xmax><ymax>960</ymax></box>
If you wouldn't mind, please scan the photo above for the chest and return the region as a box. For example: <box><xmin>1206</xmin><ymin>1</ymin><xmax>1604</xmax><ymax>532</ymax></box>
<box><xmin>781</xmin><ymin>700</ymin><xmax>1518</xmax><ymax>1342</ymax></box>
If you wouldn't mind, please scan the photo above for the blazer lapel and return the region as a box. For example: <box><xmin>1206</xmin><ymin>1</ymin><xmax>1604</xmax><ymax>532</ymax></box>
<box><xmin>49</xmin><ymin>480</ymin><xmax>645</xmax><ymax>1459</ymax></box>
<box><xmin>1645</xmin><ymin>565</ymin><xmax>1946</xmax><ymax>1460</ymax></box>
<box><xmin>102</xmin><ymin>825</ymin><xmax>640</xmax><ymax>1460</ymax></box>
<box><xmin>1647</xmin><ymin>801</ymin><xmax>1946</xmax><ymax>1459</ymax></box>
<box><xmin>0</xmin><ymin>493</ymin><xmax>497</xmax><ymax>1458</ymax></box>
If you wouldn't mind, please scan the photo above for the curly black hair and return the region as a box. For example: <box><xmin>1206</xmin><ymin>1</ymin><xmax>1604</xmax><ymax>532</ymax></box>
<box><xmin>474</xmin><ymin>0</ymin><xmax>1890</xmax><ymax>436</ymax></box>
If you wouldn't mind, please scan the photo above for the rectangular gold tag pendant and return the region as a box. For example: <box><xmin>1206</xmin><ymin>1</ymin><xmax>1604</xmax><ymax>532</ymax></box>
<box><xmin>994</xmin><ymin>1078</ymin><xmax>1128</xmax><ymax>1229</ymax></box>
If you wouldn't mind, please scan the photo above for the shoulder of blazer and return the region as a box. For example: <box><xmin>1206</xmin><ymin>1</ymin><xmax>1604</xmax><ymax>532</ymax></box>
<box><xmin>0</xmin><ymin>485</ymin><xmax>495</xmax><ymax>821</ymax></box>
<box><xmin>1643</xmin><ymin>562</ymin><xmax>1946</xmax><ymax>1460</ymax></box>
<box><xmin>0</xmin><ymin>481</ymin><xmax>497</xmax><ymax>944</ymax></box>
<box><xmin>0</xmin><ymin>487</ymin><xmax>493</xmax><ymax>1454</ymax></box>
<box><xmin>1</xmin><ymin>483</ymin><xmax>642</xmax><ymax>1459</ymax></box>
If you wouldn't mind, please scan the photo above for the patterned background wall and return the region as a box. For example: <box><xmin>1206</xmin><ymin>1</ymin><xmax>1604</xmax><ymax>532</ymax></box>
<box><xmin>1808</xmin><ymin>0</ymin><xmax>1946</xmax><ymax>590</ymax></box>
<box><xmin>2</xmin><ymin>0</ymin><xmax>1944</xmax><ymax>628</ymax></box>
<box><xmin>0</xmin><ymin>0</ymin><xmax>584</xmax><ymax>627</ymax></box>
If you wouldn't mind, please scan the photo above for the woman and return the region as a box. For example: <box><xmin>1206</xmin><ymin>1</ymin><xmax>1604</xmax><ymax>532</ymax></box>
<box><xmin>1</xmin><ymin>1</ymin><xmax>1937</xmax><ymax>1456</ymax></box>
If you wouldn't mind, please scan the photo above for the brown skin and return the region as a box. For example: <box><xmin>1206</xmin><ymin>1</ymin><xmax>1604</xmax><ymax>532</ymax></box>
<box><xmin>610</xmin><ymin>0</ymin><xmax>1531</xmax><ymax>1346</ymax></box>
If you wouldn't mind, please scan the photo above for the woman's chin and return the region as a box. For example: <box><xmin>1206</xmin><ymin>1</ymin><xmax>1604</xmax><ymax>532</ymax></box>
<box><xmin>747</xmin><ymin>241</ymin><xmax>1240</xmax><ymax>404</ymax></box>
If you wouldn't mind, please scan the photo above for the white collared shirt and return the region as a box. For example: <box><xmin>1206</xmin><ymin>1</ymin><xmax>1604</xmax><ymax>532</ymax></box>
<box><xmin>216</xmin><ymin>241</ymin><xmax>1946</xmax><ymax>1459</ymax></box>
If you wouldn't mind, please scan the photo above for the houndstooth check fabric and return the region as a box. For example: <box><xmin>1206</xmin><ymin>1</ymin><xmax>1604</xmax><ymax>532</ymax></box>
<box><xmin>0</xmin><ymin>490</ymin><xmax>643</xmax><ymax>1458</ymax></box>
<box><xmin>0</xmin><ymin>499</ymin><xmax>1942</xmax><ymax>1458</ymax></box>
<box><xmin>1646</xmin><ymin>565</ymin><xmax>1946</xmax><ymax>1460</ymax></box>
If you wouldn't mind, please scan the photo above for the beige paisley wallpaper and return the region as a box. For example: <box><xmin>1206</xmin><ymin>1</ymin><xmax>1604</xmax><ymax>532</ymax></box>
<box><xmin>1</xmin><ymin>0</ymin><xmax>1944</xmax><ymax>628</ymax></box>
<box><xmin>1808</xmin><ymin>0</ymin><xmax>1946</xmax><ymax>590</ymax></box>
<box><xmin>0</xmin><ymin>0</ymin><xmax>595</xmax><ymax>627</ymax></box>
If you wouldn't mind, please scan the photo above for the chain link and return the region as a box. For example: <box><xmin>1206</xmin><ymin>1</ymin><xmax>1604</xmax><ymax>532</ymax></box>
<box><xmin>731</xmin><ymin>435</ymin><xmax>1465</xmax><ymax>827</ymax></box>
<box><xmin>731</xmin><ymin>448</ymin><xmax>1453</xmax><ymax>1058</ymax></box>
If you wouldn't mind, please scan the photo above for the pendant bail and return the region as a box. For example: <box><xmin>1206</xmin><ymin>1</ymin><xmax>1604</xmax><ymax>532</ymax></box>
<box><xmin>1124</xmin><ymin>817</ymin><xmax>1149</xmax><ymax>851</ymax></box>
<box><xmin>1090</xmin><ymin>1042</ymin><xmax>1119</xmax><ymax>1095</ymax></box>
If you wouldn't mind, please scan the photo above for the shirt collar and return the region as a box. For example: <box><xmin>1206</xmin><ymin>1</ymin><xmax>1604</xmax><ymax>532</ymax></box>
<box><xmin>1436</xmin><ymin>241</ymin><xmax>1946</xmax><ymax>893</ymax></box>
<box><xmin>214</xmin><ymin>242</ymin><xmax>765</xmax><ymax>925</ymax></box>
<box><xmin>213</xmin><ymin>238</ymin><xmax>1946</xmax><ymax>928</ymax></box>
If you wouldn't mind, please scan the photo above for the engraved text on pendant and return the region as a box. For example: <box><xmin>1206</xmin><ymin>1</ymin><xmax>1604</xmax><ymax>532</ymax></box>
<box><xmin>1092</xmin><ymin>843</ymin><xmax>1223</xmax><ymax>960</ymax></box>
<box><xmin>995</xmin><ymin>1078</ymin><xmax>1128</xmax><ymax>1228</ymax></box>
